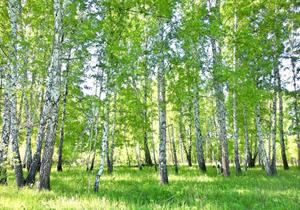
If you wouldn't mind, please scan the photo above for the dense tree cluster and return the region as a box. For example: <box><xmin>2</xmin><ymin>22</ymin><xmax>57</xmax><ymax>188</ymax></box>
<box><xmin>0</xmin><ymin>0</ymin><xmax>299</xmax><ymax>191</ymax></box>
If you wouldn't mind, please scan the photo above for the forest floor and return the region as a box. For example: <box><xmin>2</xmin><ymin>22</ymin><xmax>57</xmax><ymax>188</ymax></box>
<box><xmin>0</xmin><ymin>165</ymin><xmax>300</xmax><ymax>210</ymax></box>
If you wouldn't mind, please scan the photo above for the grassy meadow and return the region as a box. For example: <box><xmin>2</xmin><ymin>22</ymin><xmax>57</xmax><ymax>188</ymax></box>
<box><xmin>0</xmin><ymin>166</ymin><xmax>300</xmax><ymax>210</ymax></box>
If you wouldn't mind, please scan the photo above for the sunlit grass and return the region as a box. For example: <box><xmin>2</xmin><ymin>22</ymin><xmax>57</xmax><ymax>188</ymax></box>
<box><xmin>0</xmin><ymin>166</ymin><xmax>300</xmax><ymax>209</ymax></box>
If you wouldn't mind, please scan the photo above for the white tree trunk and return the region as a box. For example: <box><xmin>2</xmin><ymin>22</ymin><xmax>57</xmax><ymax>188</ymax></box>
<box><xmin>5</xmin><ymin>0</ymin><xmax>24</xmax><ymax>187</ymax></box>
<box><xmin>255</xmin><ymin>104</ymin><xmax>272</xmax><ymax>176</ymax></box>
<box><xmin>209</xmin><ymin>0</ymin><xmax>230</xmax><ymax>176</ymax></box>
<box><xmin>94</xmin><ymin>98</ymin><xmax>110</xmax><ymax>192</ymax></box>
<box><xmin>38</xmin><ymin>0</ymin><xmax>63</xmax><ymax>190</ymax></box>
<box><xmin>233</xmin><ymin>91</ymin><xmax>241</xmax><ymax>173</ymax></box>
<box><xmin>24</xmin><ymin>75</ymin><xmax>34</xmax><ymax>171</ymax></box>
<box><xmin>243</xmin><ymin>106</ymin><xmax>250</xmax><ymax>170</ymax></box>
<box><xmin>276</xmin><ymin>69</ymin><xmax>289</xmax><ymax>169</ymax></box>
<box><xmin>57</xmin><ymin>52</ymin><xmax>71</xmax><ymax>172</ymax></box>
<box><xmin>0</xmin><ymin>95</ymin><xmax>11</xmax><ymax>184</ymax></box>
<box><xmin>193</xmin><ymin>90</ymin><xmax>206</xmax><ymax>172</ymax></box>
<box><xmin>108</xmin><ymin>92</ymin><xmax>117</xmax><ymax>174</ymax></box>
<box><xmin>270</xmin><ymin>71</ymin><xmax>277</xmax><ymax>175</ymax></box>
<box><xmin>232</xmin><ymin>6</ymin><xmax>241</xmax><ymax>173</ymax></box>
<box><xmin>158</xmin><ymin>61</ymin><xmax>168</xmax><ymax>184</ymax></box>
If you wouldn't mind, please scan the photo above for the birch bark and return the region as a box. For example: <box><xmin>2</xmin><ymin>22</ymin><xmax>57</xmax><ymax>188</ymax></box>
<box><xmin>158</xmin><ymin>59</ymin><xmax>168</xmax><ymax>184</ymax></box>
<box><xmin>270</xmin><ymin>70</ymin><xmax>277</xmax><ymax>175</ymax></box>
<box><xmin>38</xmin><ymin>0</ymin><xmax>63</xmax><ymax>190</ymax></box>
<box><xmin>255</xmin><ymin>104</ymin><xmax>272</xmax><ymax>176</ymax></box>
<box><xmin>193</xmin><ymin>89</ymin><xmax>206</xmax><ymax>172</ymax></box>
<box><xmin>276</xmin><ymin>70</ymin><xmax>289</xmax><ymax>170</ymax></box>
<box><xmin>94</xmin><ymin>97</ymin><xmax>110</xmax><ymax>192</ymax></box>
<box><xmin>6</xmin><ymin>0</ymin><xmax>24</xmax><ymax>187</ymax></box>
<box><xmin>243</xmin><ymin>106</ymin><xmax>250</xmax><ymax>170</ymax></box>
<box><xmin>57</xmin><ymin>52</ymin><xmax>71</xmax><ymax>172</ymax></box>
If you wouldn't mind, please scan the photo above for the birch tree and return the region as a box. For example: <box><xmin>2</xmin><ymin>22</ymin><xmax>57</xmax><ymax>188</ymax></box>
<box><xmin>1</xmin><ymin>0</ymin><xmax>24</xmax><ymax>187</ymax></box>
<box><xmin>38</xmin><ymin>0</ymin><xmax>63</xmax><ymax>190</ymax></box>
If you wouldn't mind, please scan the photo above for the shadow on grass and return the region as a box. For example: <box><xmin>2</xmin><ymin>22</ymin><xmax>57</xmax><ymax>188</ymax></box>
<box><xmin>48</xmin><ymin>166</ymin><xmax>300</xmax><ymax>209</ymax></box>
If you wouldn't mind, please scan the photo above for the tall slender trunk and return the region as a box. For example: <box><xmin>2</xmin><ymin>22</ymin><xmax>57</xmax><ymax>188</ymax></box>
<box><xmin>0</xmin><ymin>95</ymin><xmax>11</xmax><ymax>184</ymax></box>
<box><xmin>108</xmin><ymin>92</ymin><xmax>117</xmax><ymax>174</ymax></box>
<box><xmin>243</xmin><ymin>106</ymin><xmax>250</xmax><ymax>171</ymax></box>
<box><xmin>86</xmin><ymin>116</ymin><xmax>95</xmax><ymax>171</ymax></box>
<box><xmin>178</xmin><ymin>107</ymin><xmax>191</xmax><ymax>166</ymax></box>
<box><xmin>158</xmin><ymin>59</ymin><xmax>168</xmax><ymax>185</ymax></box>
<box><xmin>292</xmin><ymin>60</ymin><xmax>299</xmax><ymax>168</ymax></box>
<box><xmin>214</xmin><ymin>81</ymin><xmax>230</xmax><ymax>177</ymax></box>
<box><xmin>232</xmin><ymin>6</ymin><xmax>241</xmax><ymax>173</ymax></box>
<box><xmin>94</xmin><ymin>98</ymin><xmax>110</xmax><ymax>192</ymax></box>
<box><xmin>212</xmin><ymin>64</ymin><xmax>230</xmax><ymax>176</ymax></box>
<box><xmin>39</xmin><ymin>104</ymin><xmax>60</xmax><ymax>190</ymax></box>
<box><xmin>26</xmin><ymin>87</ymin><xmax>48</xmax><ymax>185</ymax></box>
<box><xmin>168</xmin><ymin>125</ymin><xmax>178</xmax><ymax>174</ymax></box>
<box><xmin>233</xmin><ymin>91</ymin><xmax>241</xmax><ymax>173</ymax></box>
<box><xmin>209</xmin><ymin>0</ymin><xmax>230</xmax><ymax>175</ymax></box>
<box><xmin>24</xmin><ymin>75</ymin><xmax>34</xmax><ymax>171</ymax></box>
<box><xmin>171</xmin><ymin>125</ymin><xmax>178</xmax><ymax>174</ymax></box>
<box><xmin>38</xmin><ymin>0</ymin><xmax>63</xmax><ymax>190</ymax></box>
<box><xmin>90</xmin><ymin>108</ymin><xmax>101</xmax><ymax>172</ymax></box>
<box><xmin>57</xmin><ymin>53</ymin><xmax>71</xmax><ymax>172</ymax></box>
<box><xmin>90</xmin><ymin>77</ymin><xmax>104</xmax><ymax>172</ymax></box>
<box><xmin>18</xmin><ymin>91</ymin><xmax>24</xmax><ymax>130</ymax></box>
<box><xmin>255</xmin><ymin>104</ymin><xmax>272</xmax><ymax>176</ymax></box>
<box><xmin>89</xmin><ymin>119</ymin><xmax>99</xmax><ymax>171</ymax></box>
<box><xmin>270</xmin><ymin>70</ymin><xmax>277</xmax><ymax>175</ymax></box>
<box><xmin>193</xmin><ymin>90</ymin><xmax>206</xmax><ymax>172</ymax></box>
<box><xmin>178</xmin><ymin>125</ymin><xmax>184</xmax><ymax>164</ymax></box>
<box><xmin>151</xmin><ymin>121</ymin><xmax>158</xmax><ymax>171</ymax></box>
<box><xmin>6</xmin><ymin>0</ymin><xmax>24</xmax><ymax>187</ymax></box>
<box><xmin>188</xmin><ymin>116</ymin><xmax>193</xmax><ymax>164</ymax></box>
<box><xmin>143</xmin><ymin>68</ymin><xmax>152</xmax><ymax>166</ymax></box>
<box><xmin>277</xmin><ymin>70</ymin><xmax>289</xmax><ymax>170</ymax></box>
<box><xmin>268</xmin><ymin>101</ymin><xmax>272</xmax><ymax>161</ymax></box>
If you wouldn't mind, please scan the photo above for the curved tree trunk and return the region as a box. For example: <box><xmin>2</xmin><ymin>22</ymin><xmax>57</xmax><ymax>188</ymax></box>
<box><xmin>57</xmin><ymin>53</ymin><xmax>71</xmax><ymax>172</ymax></box>
<box><xmin>25</xmin><ymin>90</ymin><xmax>49</xmax><ymax>185</ymax></box>
<box><xmin>39</xmin><ymin>105</ymin><xmax>60</xmax><ymax>190</ymax></box>
<box><xmin>38</xmin><ymin>0</ymin><xmax>63</xmax><ymax>190</ymax></box>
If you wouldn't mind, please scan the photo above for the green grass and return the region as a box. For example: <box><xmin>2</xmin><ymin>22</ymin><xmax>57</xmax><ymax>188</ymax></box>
<box><xmin>0</xmin><ymin>166</ymin><xmax>300</xmax><ymax>209</ymax></box>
